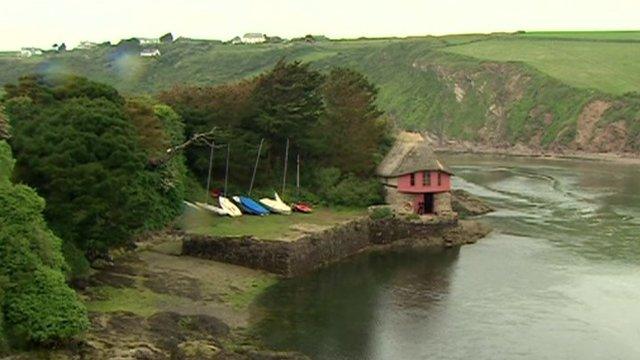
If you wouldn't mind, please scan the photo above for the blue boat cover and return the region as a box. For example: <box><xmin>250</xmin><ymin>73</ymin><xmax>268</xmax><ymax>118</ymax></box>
<box><xmin>238</xmin><ymin>196</ymin><xmax>270</xmax><ymax>215</ymax></box>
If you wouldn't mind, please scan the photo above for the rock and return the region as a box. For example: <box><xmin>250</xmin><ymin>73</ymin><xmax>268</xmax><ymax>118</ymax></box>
<box><xmin>176</xmin><ymin>340</ymin><xmax>220</xmax><ymax>359</ymax></box>
<box><xmin>451</xmin><ymin>189</ymin><xmax>494</xmax><ymax>218</ymax></box>
<box><xmin>243</xmin><ymin>349</ymin><xmax>311</xmax><ymax>360</ymax></box>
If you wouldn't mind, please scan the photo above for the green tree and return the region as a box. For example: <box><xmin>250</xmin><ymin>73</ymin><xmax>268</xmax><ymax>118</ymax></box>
<box><xmin>315</xmin><ymin>67</ymin><xmax>389</xmax><ymax>175</ymax></box>
<box><xmin>125</xmin><ymin>99</ymin><xmax>187</xmax><ymax>229</ymax></box>
<box><xmin>159</xmin><ymin>80</ymin><xmax>262</xmax><ymax>189</ymax></box>
<box><xmin>250</xmin><ymin>59</ymin><xmax>325</xmax><ymax>170</ymax></box>
<box><xmin>0</xmin><ymin>140</ymin><xmax>88</xmax><ymax>346</ymax></box>
<box><xmin>5</xmin><ymin>75</ymin><xmax>185</xmax><ymax>264</ymax></box>
<box><xmin>0</xmin><ymin>109</ymin><xmax>9</xmax><ymax>140</ymax></box>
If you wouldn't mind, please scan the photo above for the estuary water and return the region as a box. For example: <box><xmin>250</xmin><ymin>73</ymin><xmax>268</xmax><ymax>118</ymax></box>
<box><xmin>252</xmin><ymin>155</ymin><xmax>640</xmax><ymax>360</ymax></box>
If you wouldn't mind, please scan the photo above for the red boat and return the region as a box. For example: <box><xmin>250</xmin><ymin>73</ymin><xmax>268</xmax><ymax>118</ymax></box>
<box><xmin>209</xmin><ymin>188</ymin><xmax>222</xmax><ymax>198</ymax></box>
<box><xmin>292</xmin><ymin>202</ymin><xmax>313</xmax><ymax>213</ymax></box>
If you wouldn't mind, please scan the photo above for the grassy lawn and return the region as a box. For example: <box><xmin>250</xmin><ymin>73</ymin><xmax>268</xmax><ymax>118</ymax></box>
<box><xmin>444</xmin><ymin>38</ymin><xmax>640</xmax><ymax>95</ymax></box>
<box><xmin>86</xmin><ymin>286</ymin><xmax>185</xmax><ymax>317</ymax></box>
<box><xmin>180</xmin><ymin>207</ymin><xmax>365</xmax><ymax>240</ymax></box>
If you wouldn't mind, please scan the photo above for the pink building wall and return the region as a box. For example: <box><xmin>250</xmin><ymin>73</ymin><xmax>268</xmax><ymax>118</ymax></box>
<box><xmin>397</xmin><ymin>171</ymin><xmax>451</xmax><ymax>193</ymax></box>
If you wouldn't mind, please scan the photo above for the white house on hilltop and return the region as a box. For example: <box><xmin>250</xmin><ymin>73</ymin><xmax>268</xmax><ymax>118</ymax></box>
<box><xmin>140</xmin><ymin>48</ymin><xmax>161</xmax><ymax>57</ymax></box>
<box><xmin>19</xmin><ymin>47</ymin><xmax>43</xmax><ymax>57</ymax></box>
<box><xmin>139</xmin><ymin>37</ymin><xmax>160</xmax><ymax>45</ymax></box>
<box><xmin>242</xmin><ymin>33</ymin><xmax>266</xmax><ymax>44</ymax></box>
<box><xmin>77</xmin><ymin>41</ymin><xmax>98</xmax><ymax>50</ymax></box>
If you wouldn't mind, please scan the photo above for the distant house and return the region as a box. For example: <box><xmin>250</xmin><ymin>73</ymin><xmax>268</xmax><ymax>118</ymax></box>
<box><xmin>77</xmin><ymin>41</ymin><xmax>98</xmax><ymax>50</ymax></box>
<box><xmin>19</xmin><ymin>47</ymin><xmax>43</xmax><ymax>57</ymax></box>
<box><xmin>230</xmin><ymin>36</ymin><xmax>242</xmax><ymax>45</ymax></box>
<box><xmin>242</xmin><ymin>33</ymin><xmax>266</xmax><ymax>44</ymax></box>
<box><xmin>376</xmin><ymin>133</ymin><xmax>454</xmax><ymax>215</ymax></box>
<box><xmin>140</xmin><ymin>48</ymin><xmax>161</xmax><ymax>57</ymax></box>
<box><xmin>139</xmin><ymin>37</ymin><xmax>161</xmax><ymax>45</ymax></box>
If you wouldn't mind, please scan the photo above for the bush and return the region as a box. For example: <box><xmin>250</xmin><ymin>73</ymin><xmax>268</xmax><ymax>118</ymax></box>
<box><xmin>4</xmin><ymin>267</ymin><xmax>88</xmax><ymax>344</ymax></box>
<box><xmin>370</xmin><ymin>207</ymin><xmax>394</xmax><ymax>220</ymax></box>
<box><xmin>0</xmin><ymin>140</ymin><xmax>88</xmax><ymax>346</ymax></box>
<box><xmin>313</xmin><ymin>167</ymin><xmax>383</xmax><ymax>207</ymax></box>
<box><xmin>0</xmin><ymin>276</ymin><xmax>6</xmax><ymax>353</ymax></box>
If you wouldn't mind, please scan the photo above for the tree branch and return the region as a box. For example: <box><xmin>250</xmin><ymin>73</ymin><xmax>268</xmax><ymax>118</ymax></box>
<box><xmin>148</xmin><ymin>128</ymin><xmax>217</xmax><ymax>167</ymax></box>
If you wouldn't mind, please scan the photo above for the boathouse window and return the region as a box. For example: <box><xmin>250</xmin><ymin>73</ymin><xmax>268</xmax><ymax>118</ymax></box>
<box><xmin>410</xmin><ymin>173</ymin><xmax>415</xmax><ymax>186</ymax></box>
<box><xmin>437</xmin><ymin>172</ymin><xmax>442</xmax><ymax>186</ymax></box>
<box><xmin>423</xmin><ymin>171</ymin><xmax>430</xmax><ymax>186</ymax></box>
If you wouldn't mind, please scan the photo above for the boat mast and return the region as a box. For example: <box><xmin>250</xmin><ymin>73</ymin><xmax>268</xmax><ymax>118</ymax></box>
<box><xmin>249</xmin><ymin>138</ymin><xmax>264</xmax><ymax>196</ymax></box>
<box><xmin>282</xmin><ymin>138</ymin><xmax>290</xmax><ymax>195</ymax></box>
<box><xmin>296</xmin><ymin>153</ymin><xmax>300</xmax><ymax>199</ymax></box>
<box><xmin>204</xmin><ymin>141</ymin><xmax>215</xmax><ymax>204</ymax></box>
<box><xmin>224</xmin><ymin>143</ymin><xmax>230</xmax><ymax>196</ymax></box>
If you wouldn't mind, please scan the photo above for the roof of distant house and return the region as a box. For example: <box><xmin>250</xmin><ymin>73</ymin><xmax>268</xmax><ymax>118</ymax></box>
<box><xmin>376</xmin><ymin>132</ymin><xmax>452</xmax><ymax>177</ymax></box>
<box><xmin>243</xmin><ymin>33</ymin><xmax>265</xmax><ymax>38</ymax></box>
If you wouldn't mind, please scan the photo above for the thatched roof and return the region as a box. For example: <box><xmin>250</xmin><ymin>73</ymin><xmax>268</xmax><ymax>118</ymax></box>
<box><xmin>376</xmin><ymin>132</ymin><xmax>452</xmax><ymax>177</ymax></box>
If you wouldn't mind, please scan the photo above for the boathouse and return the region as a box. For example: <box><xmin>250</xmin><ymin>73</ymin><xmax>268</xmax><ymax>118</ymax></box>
<box><xmin>376</xmin><ymin>133</ymin><xmax>453</xmax><ymax>215</ymax></box>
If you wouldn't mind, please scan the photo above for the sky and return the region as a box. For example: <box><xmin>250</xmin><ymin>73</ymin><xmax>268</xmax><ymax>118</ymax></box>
<box><xmin>1</xmin><ymin>0</ymin><xmax>639</xmax><ymax>50</ymax></box>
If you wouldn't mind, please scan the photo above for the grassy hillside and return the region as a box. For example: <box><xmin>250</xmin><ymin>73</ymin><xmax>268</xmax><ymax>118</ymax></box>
<box><xmin>0</xmin><ymin>32</ymin><xmax>639</xmax><ymax>153</ymax></box>
<box><xmin>518</xmin><ymin>31</ymin><xmax>640</xmax><ymax>42</ymax></box>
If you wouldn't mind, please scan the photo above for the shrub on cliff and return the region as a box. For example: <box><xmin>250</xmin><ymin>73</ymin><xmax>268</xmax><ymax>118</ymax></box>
<box><xmin>0</xmin><ymin>140</ymin><xmax>88</xmax><ymax>346</ymax></box>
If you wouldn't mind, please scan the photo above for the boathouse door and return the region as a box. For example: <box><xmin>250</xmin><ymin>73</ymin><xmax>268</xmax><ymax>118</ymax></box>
<box><xmin>423</xmin><ymin>193</ymin><xmax>434</xmax><ymax>214</ymax></box>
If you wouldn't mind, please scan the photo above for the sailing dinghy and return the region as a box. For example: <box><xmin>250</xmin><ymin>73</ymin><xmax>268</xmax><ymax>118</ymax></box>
<box><xmin>219</xmin><ymin>196</ymin><xmax>243</xmax><ymax>217</ymax></box>
<box><xmin>195</xmin><ymin>202</ymin><xmax>228</xmax><ymax>216</ymax></box>
<box><xmin>259</xmin><ymin>192</ymin><xmax>292</xmax><ymax>215</ymax></box>
<box><xmin>233</xmin><ymin>196</ymin><xmax>270</xmax><ymax>216</ymax></box>
<box><xmin>292</xmin><ymin>202</ymin><xmax>313</xmax><ymax>213</ymax></box>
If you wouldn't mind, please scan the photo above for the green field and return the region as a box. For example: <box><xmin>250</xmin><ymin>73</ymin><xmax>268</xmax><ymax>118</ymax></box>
<box><xmin>519</xmin><ymin>31</ymin><xmax>640</xmax><ymax>42</ymax></box>
<box><xmin>445</xmin><ymin>38</ymin><xmax>640</xmax><ymax>95</ymax></box>
<box><xmin>180</xmin><ymin>207</ymin><xmax>365</xmax><ymax>240</ymax></box>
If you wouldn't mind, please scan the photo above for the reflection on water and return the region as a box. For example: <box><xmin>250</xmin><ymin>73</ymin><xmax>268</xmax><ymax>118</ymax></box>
<box><xmin>253</xmin><ymin>155</ymin><xmax>640</xmax><ymax>359</ymax></box>
<box><xmin>254</xmin><ymin>248</ymin><xmax>460</xmax><ymax>359</ymax></box>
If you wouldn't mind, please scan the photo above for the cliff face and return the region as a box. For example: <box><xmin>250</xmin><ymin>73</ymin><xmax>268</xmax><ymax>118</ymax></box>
<box><xmin>1</xmin><ymin>36</ymin><xmax>638</xmax><ymax>155</ymax></box>
<box><xmin>402</xmin><ymin>52</ymin><xmax>640</xmax><ymax>154</ymax></box>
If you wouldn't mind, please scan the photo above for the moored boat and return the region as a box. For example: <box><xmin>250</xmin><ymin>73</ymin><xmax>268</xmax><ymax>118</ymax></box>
<box><xmin>219</xmin><ymin>196</ymin><xmax>243</xmax><ymax>217</ymax></box>
<box><xmin>195</xmin><ymin>201</ymin><xmax>229</xmax><ymax>216</ymax></box>
<box><xmin>233</xmin><ymin>196</ymin><xmax>270</xmax><ymax>216</ymax></box>
<box><xmin>292</xmin><ymin>202</ymin><xmax>313</xmax><ymax>213</ymax></box>
<box><xmin>183</xmin><ymin>201</ymin><xmax>200</xmax><ymax>210</ymax></box>
<box><xmin>259</xmin><ymin>192</ymin><xmax>292</xmax><ymax>214</ymax></box>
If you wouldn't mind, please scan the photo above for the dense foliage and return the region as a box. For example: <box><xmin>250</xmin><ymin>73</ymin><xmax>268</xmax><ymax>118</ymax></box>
<box><xmin>0</xmin><ymin>140</ymin><xmax>88</xmax><ymax>347</ymax></box>
<box><xmin>125</xmin><ymin>99</ymin><xmax>187</xmax><ymax>230</ymax></box>
<box><xmin>4</xmin><ymin>75</ymin><xmax>186</xmax><ymax>265</ymax></box>
<box><xmin>160</xmin><ymin>61</ymin><xmax>389</xmax><ymax>206</ymax></box>
<box><xmin>315</xmin><ymin>68</ymin><xmax>389</xmax><ymax>176</ymax></box>
<box><xmin>0</xmin><ymin>110</ymin><xmax>9</xmax><ymax>140</ymax></box>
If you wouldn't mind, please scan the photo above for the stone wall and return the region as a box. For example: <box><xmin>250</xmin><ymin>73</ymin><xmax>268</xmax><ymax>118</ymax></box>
<box><xmin>434</xmin><ymin>191</ymin><xmax>453</xmax><ymax>215</ymax></box>
<box><xmin>182</xmin><ymin>214</ymin><xmax>487</xmax><ymax>277</ymax></box>
<box><xmin>183</xmin><ymin>218</ymin><xmax>372</xmax><ymax>277</ymax></box>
